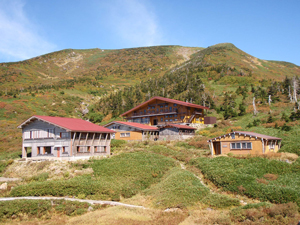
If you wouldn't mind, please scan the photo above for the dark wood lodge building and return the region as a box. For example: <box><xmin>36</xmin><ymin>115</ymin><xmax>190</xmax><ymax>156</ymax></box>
<box><xmin>121</xmin><ymin>96</ymin><xmax>216</xmax><ymax>126</ymax></box>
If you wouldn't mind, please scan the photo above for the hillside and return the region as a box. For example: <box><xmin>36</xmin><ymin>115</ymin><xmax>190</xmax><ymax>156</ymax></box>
<box><xmin>0</xmin><ymin>43</ymin><xmax>300</xmax><ymax>156</ymax></box>
<box><xmin>0</xmin><ymin>45</ymin><xmax>198</xmax><ymax>155</ymax></box>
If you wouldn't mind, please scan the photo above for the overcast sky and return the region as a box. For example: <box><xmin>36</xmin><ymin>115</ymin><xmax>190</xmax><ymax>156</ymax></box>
<box><xmin>0</xmin><ymin>0</ymin><xmax>299</xmax><ymax>65</ymax></box>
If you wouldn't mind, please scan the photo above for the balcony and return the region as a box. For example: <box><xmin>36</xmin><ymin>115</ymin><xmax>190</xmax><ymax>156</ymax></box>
<box><xmin>132</xmin><ymin>109</ymin><xmax>178</xmax><ymax>117</ymax></box>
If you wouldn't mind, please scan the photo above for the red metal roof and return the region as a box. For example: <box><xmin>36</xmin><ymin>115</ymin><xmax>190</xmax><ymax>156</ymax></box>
<box><xmin>121</xmin><ymin>96</ymin><xmax>209</xmax><ymax>117</ymax></box>
<box><xmin>104</xmin><ymin>121</ymin><xmax>158</xmax><ymax>131</ymax></box>
<box><xmin>161</xmin><ymin>123</ymin><xmax>196</xmax><ymax>130</ymax></box>
<box><xmin>208</xmin><ymin>131</ymin><xmax>281</xmax><ymax>141</ymax></box>
<box><xmin>18</xmin><ymin>115</ymin><xmax>115</xmax><ymax>133</ymax></box>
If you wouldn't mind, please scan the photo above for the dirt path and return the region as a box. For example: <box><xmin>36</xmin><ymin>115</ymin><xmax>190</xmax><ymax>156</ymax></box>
<box><xmin>0</xmin><ymin>196</ymin><xmax>146</xmax><ymax>209</ymax></box>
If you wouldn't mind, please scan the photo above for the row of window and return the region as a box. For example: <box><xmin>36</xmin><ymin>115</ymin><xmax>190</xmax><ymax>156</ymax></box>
<box><xmin>24</xmin><ymin>130</ymin><xmax>67</xmax><ymax>139</ymax></box>
<box><xmin>120</xmin><ymin>133</ymin><xmax>130</xmax><ymax>137</ymax></box>
<box><xmin>77</xmin><ymin>146</ymin><xmax>107</xmax><ymax>153</ymax></box>
<box><xmin>231</xmin><ymin>142</ymin><xmax>252</xmax><ymax>149</ymax></box>
<box><xmin>147</xmin><ymin>103</ymin><xmax>178</xmax><ymax>110</ymax></box>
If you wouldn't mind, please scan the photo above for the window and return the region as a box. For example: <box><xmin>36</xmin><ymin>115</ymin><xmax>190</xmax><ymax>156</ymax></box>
<box><xmin>175</xmin><ymin>119</ymin><xmax>178</xmax><ymax>121</ymax></box>
<box><xmin>165</xmin><ymin>104</ymin><xmax>168</xmax><ymax>107</ymax></box>
<box><xmin>44</xmin><ymin>146</ymin><xmax>51</xmax><ymax>154</ymax></box>
<box><xmin>165</xmin><ymin>115</ymin><xmax>168</xmax><ymax>118</ymax></box>
<box><xmin>170</xmin><ymin>119</ymin><xmax>173</xmax><ymax>122</ymax></box>
<box><xmin>180</xmin><ymin>116</ymin><xmax>184</xmax><ymax>119</ymax></box>
<box><xmin>160</xmin><ymin>105</ymin><xmax>163</xmax><ymax>108</ymax></box>
<box><xmin>160</xmin><ymin>117</ymin><xmax>163</xmax><ymax>122</ymax></box>
<box><xmin>269</xmin><ymin>142</ymin><xmax>275</xmax><ymax>149</ymax></box>
<box><xmin>77</xmin><ymin>146</ymin><xmax>90</xmax><ymax>153</ymax></box>
<box><xmin>59</xmin><ymin>132</ymin><xmax>69</xmax><ymax>139</ymax></box>
<box><xmin>174</xmin><ymin>104</ymin><xmax>177</xmax><ymax>106</ymax></box>
<box><xmin>174</xmin><ymin>114</ymin><xmax>177</xmax><ymax>117</ymax></box>
<box><xmin>230</xmin><ymin>142</ymin><xmax>252</xmax><ymax>150</ymax></box>
<box><xmin>120</xmin><ymin>133</ymin><xmax>130</xmax><ymax>138</ymax></box>
<box><xmin>231</xmin><ymin>133</ymin><xmax>235</xmax><ymax>139</ymax></box>
<box><xmin>165</xmin><ymin>119</ymin><xmax>168</xmax><ymax>122</ymax></box>
<box><xmin>95</xmin><ymin>146</ymin><xmax>106</xmax><ymax>153</ymax></box>
<box><xmin>169</xmin><ymin>115</ymin><xmax>173</xmax><ymax>118</ymax></box>
<box><xmin>47</xmin><ymin>129</ymin><xmax>54</xmax><ymax>138</ymax></box>
<box><xmin>169</xmin><ymin>107</ymin><xmax>172</xmax><ymax>111</ymax></box>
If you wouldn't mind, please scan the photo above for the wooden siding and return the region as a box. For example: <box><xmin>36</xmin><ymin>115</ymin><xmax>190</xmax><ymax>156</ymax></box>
<box><xmin>125</xmin><ymin>99</ymin><xmax>205</xmax><ymax>125</ymax></box>
<box><xmin>210</xmin><ymin>134</ymin><xmax>280</xmax><ymax>155</ymax></box>
<box><xmin>21</xmin><ymin>120</ymin><xmax>111</xmax><ymax>159</ymax></box>
<box><xmin>115</xmin><ymin>131</ymin><xmax>143</xmax><ymax>141</ymax></box>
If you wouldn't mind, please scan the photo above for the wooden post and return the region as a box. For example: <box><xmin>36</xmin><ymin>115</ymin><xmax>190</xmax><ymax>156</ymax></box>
<box><xmin>98</xmin><ymin>133</ymin><xmax>102</xmax><ymax>146</ymax></box>
<box><xmin>91</xmin><ymin>133</ymin><xmax>95</xmax><ymax>146</ymax></box>
<box><xmin>84</xmin><ymin>133</ymin><xmax>88</xmax><ymax>146</ymax></box>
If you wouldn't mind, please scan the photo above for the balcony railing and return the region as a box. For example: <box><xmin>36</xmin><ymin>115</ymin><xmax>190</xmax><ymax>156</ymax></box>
<box><xmin>133</xmin><ymin>109</ymin><xmax>178</xmax><ymax>117</ymax></box>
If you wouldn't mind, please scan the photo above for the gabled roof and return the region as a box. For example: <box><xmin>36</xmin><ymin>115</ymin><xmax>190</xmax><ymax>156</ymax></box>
<box><xmin>18</xmin><ymin>115</ymin><xmax>115</xmax><ymax>133</ymax></box>
<box><xmin>121</xmin><ymin>96</ymin><xmax>209</xmax><ymax>117</ymax></box>
<box><xmin>160</xmin><ymin>123</ymin><xmax>196</xmax><ymax>130</ymax></box>
<box><xmin>208</xmin><ymin>131</ymin><xmax>282</xmax><ymax>142</ymax></box>
<box><xmin>104</xmin><ymin>121</ymin><xmax>158</xmax><ymax>131</ymax></box>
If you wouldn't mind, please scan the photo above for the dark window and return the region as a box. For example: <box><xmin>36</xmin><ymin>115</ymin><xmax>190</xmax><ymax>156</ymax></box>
<box><xmin>174</xmin><ymin>104</ymin><xmax>177</xmax><ymax>106</ymax></box>
<box><xmin>169</xmin><ymin>106</ymin><xmax>172</xmax><ymax>111</ymax></box>
<box><xmin>247</xmin><ymin>143</ymin><xmax>251</xmax><ymax>149</ymax></box>
<box><xmin>231</xmin><ymin>133</ymin><xmax>235</xmax><ymax>139</ymax></box>
<box><xmin>160</xmin><ymin>117</ymin><xmax>163</xmax><ymax>122</ymax></box>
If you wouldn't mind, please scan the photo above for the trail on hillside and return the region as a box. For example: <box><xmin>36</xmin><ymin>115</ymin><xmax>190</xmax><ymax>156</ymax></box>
<box><xmin>0</xmin><ymin>196</ymin><xmax>146</xmax><ymax>209</ymax></box>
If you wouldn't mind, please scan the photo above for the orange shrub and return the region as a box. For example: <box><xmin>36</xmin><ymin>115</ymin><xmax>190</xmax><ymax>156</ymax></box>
<box><xmin>0</xmin><ymin>102</ymin><xmax>6</xmax><ymax>109</ymax></box>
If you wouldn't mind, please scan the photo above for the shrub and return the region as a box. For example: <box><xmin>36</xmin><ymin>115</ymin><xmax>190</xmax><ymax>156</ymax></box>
<box><xmin>11</xmin><ymin>152</ymin><xmax>176</xmax><ymax>200</ymax></box>
<box><xmin>110</xmin><ymin>139</ymin><xmax>126</xmax><ymax>148</ymax></box>
<box><xmin>189</xmin><ymin>157</ymin><xmax>300</xmax><ymax>206</ymax></box>
<box><xmin>145</xmin><ymin>168</ymin><xmax>210</xmax><ymax>208</ymax></box>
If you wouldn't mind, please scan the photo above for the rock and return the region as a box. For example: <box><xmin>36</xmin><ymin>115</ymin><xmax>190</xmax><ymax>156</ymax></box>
<box><xmin>0</xmin><ymin>182</ymin><xmax>8</xmax><ymax>190</ymax></box>
<box><xmin>285</xmin><ymin>159</ymin><xmax>292</xmax><ymax>164</ymax></box>
<box><xmin>206</xmin><ymin>208</ymin><xmax>213</xmax><ymax>211</ymax></box>
<box><xmin>88</xmin><ymin>206</ymin><xmax>93</xmax><ymax>211</ymax></box>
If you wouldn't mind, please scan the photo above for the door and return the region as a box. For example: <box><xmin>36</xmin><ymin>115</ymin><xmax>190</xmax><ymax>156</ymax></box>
<box><xmin>213</xmin><ymin>142</ymin><xmax>221</xmax><ymax>155</ymax></box>
<box><xmin>153</xmin><ymin>119</ymin><xmax>158</xmax><ymax>125</ymax></box>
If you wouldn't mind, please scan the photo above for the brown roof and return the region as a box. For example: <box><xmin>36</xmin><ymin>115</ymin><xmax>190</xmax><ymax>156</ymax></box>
<box><xmin>160</xmin><ymin>123</ymin><xmax>196</xmax><ymax>130</ymax></box>
<box><xmin>208</xmin><ymin>131</ymin><xmax>282</xmax><ymax>142</ymax></box>
<box><xmin>121</xmin><ymin>96</ymin><xmax>209</xmax><ymax>117</ymax></box>
<box><xmin>104</xmin><ymin>121</ymin><xmax>158</xmax><ymax>131</ymax></box>
<box><xmin>18</xmin><ymin>115</ymin><xmax>115</xmax><ymax>133</ymax></box>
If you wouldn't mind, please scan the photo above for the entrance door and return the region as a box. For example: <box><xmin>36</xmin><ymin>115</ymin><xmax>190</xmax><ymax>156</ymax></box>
<box><xmin>213</xmin><ymin>142</ymin><xmax>221</xmax><ymax>155</ymax></box>
<box><xmin>153</xmin><ymin>119</ymin><xmax>158</xmax><ymax>125</ymax></box>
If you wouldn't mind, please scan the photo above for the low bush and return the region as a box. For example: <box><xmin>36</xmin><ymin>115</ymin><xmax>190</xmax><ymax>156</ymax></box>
<box><xmin>201</xmin><ymin>193</ymin><xmax>240</xmax><ymax>208</ymax></box>
<box><xmin>231</xmin><ymin>202</ymin><xmax>298</xmax><ymax>223</ymax></box>
<box><xmin>110</xmin><ymin>139</ymin><xmax>126</xmax><ymax>149</ymax></box>
<box><xmin>145</xmin><ymin>168</ymin><xmax>209</xmax><ymax>208</ymax></box>
<box><xmin>190</xmin><ymin>156</ymin><xmax>300</xmax><ymax>206</ymax></box>
<box><xmin>11</xmin><ymin>152</ymin><xmax>176</xmax><ymax>200</ymax></box>
<box><xmin>0</xmin><ymin>199</ymin><xmax>95</xmax><ymax>221</ymax></box>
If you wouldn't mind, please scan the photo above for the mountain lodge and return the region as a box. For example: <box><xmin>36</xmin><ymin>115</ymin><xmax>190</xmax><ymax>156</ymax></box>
<box><xmin>208</xmin><ymin>131</ymin><xmax>282</xmax><ymax>156</ymax></box>
<box><xmin>18</xmin><ymin>115</ymin><xmax>115</xmax><ymax>160</ymax></box>
<box><xmin>120</xmin><ymin>96</ymin><xmax>216</xmax><ymax>126</ymax></box>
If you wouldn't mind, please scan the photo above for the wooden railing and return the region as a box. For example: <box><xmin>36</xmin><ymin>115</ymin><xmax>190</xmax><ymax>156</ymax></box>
<box><xmin>133</xmin><ymin>109</ymin><xmax>178</xmax><ymax>117</ymax></box>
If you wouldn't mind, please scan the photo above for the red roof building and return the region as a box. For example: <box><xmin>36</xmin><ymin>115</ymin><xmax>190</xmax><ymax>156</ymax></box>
<box><xmin>104</xmin><ymin>121</ymin><xmax>159</xmax><ymax>141</ymax></box>
<box><xmin>18</xmin><ymin>115</ymin><xmax>114</xmax><ymax>159</ymax></box>
<box><xmin>120</xmin><ymin>96</ymin><xmax>214</xmax><ymax>126</ymax></box>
